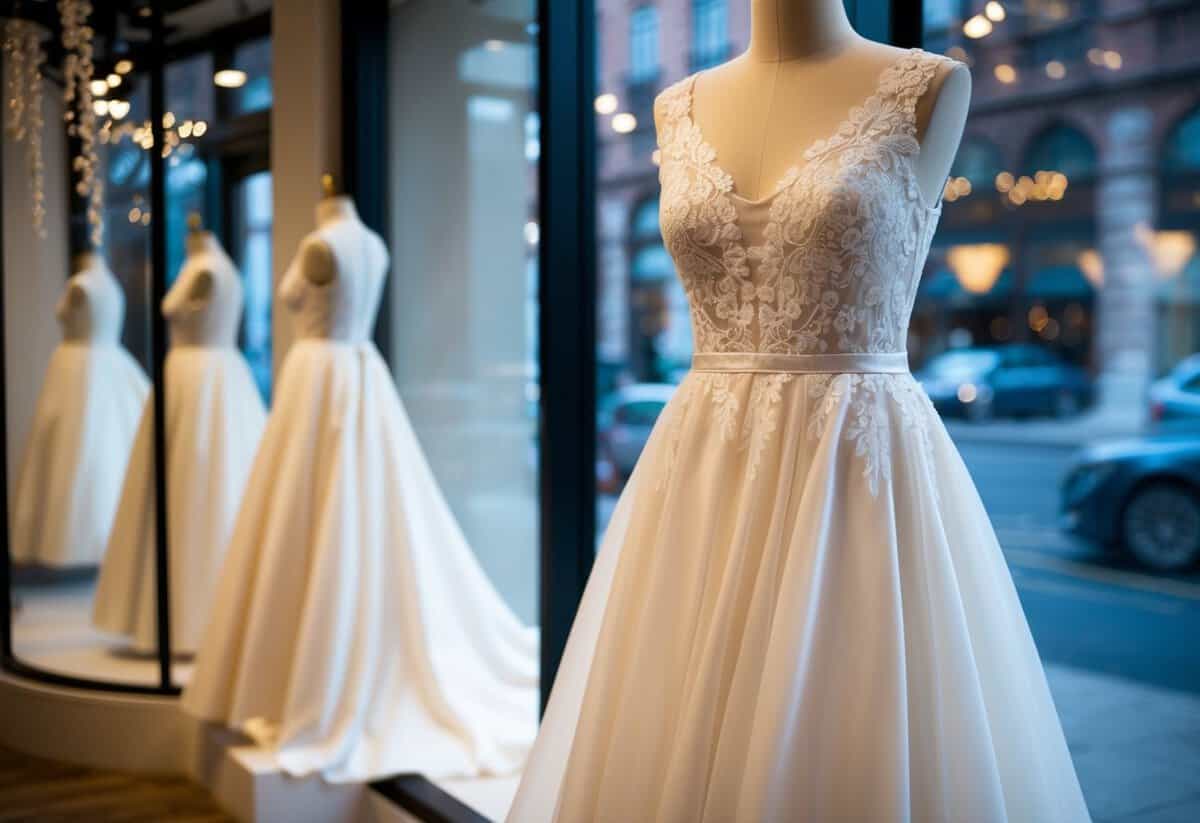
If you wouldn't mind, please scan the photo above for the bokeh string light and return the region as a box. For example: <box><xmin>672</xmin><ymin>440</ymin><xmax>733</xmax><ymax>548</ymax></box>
<box><xmin>3</xmin><ymin>19</ymin><xmax>48</xmax><ymax>238</ymax></box>
<box><xmin>60</xmin><ymin>0</ymin><xmax>104</xmax><ymax>249</ymax></box>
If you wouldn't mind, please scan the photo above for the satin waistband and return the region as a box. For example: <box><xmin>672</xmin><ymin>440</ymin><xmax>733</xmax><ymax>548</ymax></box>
<box><xmin>691</xmin><ymin>351</ymin><xmax>910</xmax><ymax>374</ymax></box>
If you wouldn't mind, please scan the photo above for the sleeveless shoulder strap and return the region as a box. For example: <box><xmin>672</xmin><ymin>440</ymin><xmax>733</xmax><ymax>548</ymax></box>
<box><xmin>653</xmin><ymin>75</ymin><xmax>695</xmax><ymax>149</ymax></box>
<box><xmin>878</xmin><ymin>49</ymin><xmax>961</xmax><ymax>137</ymax></box>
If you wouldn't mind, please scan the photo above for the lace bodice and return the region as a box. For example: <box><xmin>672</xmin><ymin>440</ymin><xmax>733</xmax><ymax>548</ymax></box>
<box><xmin>57</xmin><ymin>260</ymin><xmax>126</xmax><ymax>344</ymax></box>
<box><xmin>656</xmin><ymin>48</ymin><xmax>954</xmax><ymax>358</ymax></box>
<box><xmin>164</xmin><ymin>234</ymin><xmax>244</xmax><ymax>348</ymax></box>
<box><xmin>281</xmin><ymin>211</ymin><xmax>390</xmax><ymax>343</ymax></box>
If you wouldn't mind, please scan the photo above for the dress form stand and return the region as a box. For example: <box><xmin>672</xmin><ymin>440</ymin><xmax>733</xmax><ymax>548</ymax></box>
<box><xmin>10</xmin><ymin>252</ymin><xmax>149</xmax><ymax>568</ymax></box>
<box><xmin>92</xmin><ymin>218</ymin><xmax>266</xmax><ymax>654</ymax></box>
<box><xmin>672</xmin><ymin>0</ymin><xmax>970</xmax><ymax>204</ymax></box>
<box><xmin>182</xmin><ymin>175</ymin><xmax>539</xmax><ymax>783</ymax></box>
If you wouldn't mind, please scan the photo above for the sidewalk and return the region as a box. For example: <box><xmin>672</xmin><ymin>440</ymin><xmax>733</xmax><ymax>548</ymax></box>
<box><xmin>1047</xmin><ymin>664</ymin><xmax>1200</xmax><ymax>822</ymax></box>
<box><xmin>944</xmin><ymin>410</ymin><xmax>1147</xmax><ymax>449</ymax></box>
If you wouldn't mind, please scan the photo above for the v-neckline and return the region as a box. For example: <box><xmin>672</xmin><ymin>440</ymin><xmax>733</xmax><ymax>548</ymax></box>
<box><xmin>684</xmin><ymin>48</ymin><xmax>919</xmax><ymax>206</ymax></box>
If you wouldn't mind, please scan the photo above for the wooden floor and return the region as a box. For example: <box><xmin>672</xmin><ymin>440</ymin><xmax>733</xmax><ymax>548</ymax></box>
<box><xmin>0</xmin><ymin>746</ymin><xmax>232</xmax><ymax>822</ymax></box>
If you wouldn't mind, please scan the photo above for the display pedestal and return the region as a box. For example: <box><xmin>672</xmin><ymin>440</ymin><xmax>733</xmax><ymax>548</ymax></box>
<box><xmin>0</xmin><ymin>670</ymin><xmax>500</xmax><ymax>822</ymax></box>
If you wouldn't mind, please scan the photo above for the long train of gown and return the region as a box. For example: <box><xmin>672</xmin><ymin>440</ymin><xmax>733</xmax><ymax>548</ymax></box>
<box><xmin>11</xmin><ymin>265</ymin><xmax>148</xmax><ymax>568</ymax></box>
<box><xmin>508</xmin><ymin>48</ymin><xmax>1090</xmax><ymax>822</ymax></box>
<box><xmin>182</xmin><ymin>206</ymin><xmax>538</xmax><ymax>782</ymax></box>
<box><xmin>91</xmin><ymin>348</ymin><xmax>266</xmax><ymax>653</ymax></box>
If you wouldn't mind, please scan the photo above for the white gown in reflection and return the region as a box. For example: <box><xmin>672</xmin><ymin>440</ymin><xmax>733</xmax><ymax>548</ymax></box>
<box><xmin>508</xmin><ymin>50</ymin><xmax>1090</xmax><ymax>823</ymax></box>
<box><xmin>11</xmin><ymin>256</ymin><xmax>149</xmax><ymax>568</ymax></box>
<box><xmin>182</xmin><ymin>197</ymin><xmax>539</xmax><ymax>783</ymax></box>
<box><xmin>92</xmin><ymin>233</ymin><xmax>266</xmax><ymax>655</ymax></box>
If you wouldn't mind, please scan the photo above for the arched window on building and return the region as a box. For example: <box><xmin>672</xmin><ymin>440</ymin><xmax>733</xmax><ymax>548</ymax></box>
<box><xmin>950</xmin><ymin>137</ymin><xmax>1004</xmax><ymax>189</ymax></box>
<box><xmin>1024</xmin><ymin>123</ymin><xmax>1098</xmax><ymax>182</ymax></box>
<box><xmin>629</xmin><ymin>196</ymin><xmax>692</xmax><ymax>381</ymax></box>
<box><xmin>1163</xmin><ymin>105</ymin><xmax>1200</xmax><ymax>173</ymax></box>
<box><xmin>1156</xmin><ymin>106</ymin><xmax>1200</xmax><ymax>371</ymax></box>
<box><xmin>691</xmin><ymin>0</ymin><xmax>729</xmax><ymax>71</ymax></box>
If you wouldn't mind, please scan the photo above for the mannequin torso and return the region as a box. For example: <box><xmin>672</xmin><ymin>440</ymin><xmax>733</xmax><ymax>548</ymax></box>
<box><xmin>659</xmin><ymin>0</ymin><xmax>970</xmax><ymax>205</ymax></box>
<box><xmin>58</xmin><ymin>252</ymin><xmax>125</xmax><ymax>344</ymax></box>
<box><xmin>164</xmin><ymin>231</ymin><xmax>243</xmax><ymax>347</ymax></box>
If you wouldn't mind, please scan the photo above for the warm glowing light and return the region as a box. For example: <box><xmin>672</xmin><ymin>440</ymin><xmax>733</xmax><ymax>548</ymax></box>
<box><xmin>90</xmin><ymin>79</ymin><xmax>109</xmax><ymax>97</ymax></box>
<box><xmin>192</xmin><ymin>120</ymin><xmax>208</xmax><ymax>137</ymax></box>
<box><xmin>1077</xmin><ymin>249</ymin><xmax>1104</xmax><ymax>287</ymax></box>
<box><xmin>957</xmin><ymin>383</ymin><xmax>979</xmax><ymax>403</ymax></box>
<box><xmin>163</xmin><ymin>111</ymin><xmax>176</xmax><ymax>128</ymax></box>
<box><xmin>1103</xmin><ymin>50</ymin><xmax>1122</xmax><ymax>70</ymax></box>
<box><xmin>594</xmin><ymin>93</ymin><xmax>619</xmax><ymax>115</ymax></box>
<box><xmin>946</xmin><ymin>243</ymin><xmax>1011</xmax><ymax>294</ymax></box>
<box><xmin>985</xmin><ymin>1</ymin><xmax>1006</xmax><ymax>22</ymax></box>
<box><xmin>994</xmin><ymin>63</ymin><xmax>1017</xmax><ymax>84</ymax></box>
<box><xmin>178</xmin><ymin>120</ymin><xmax>193</xmax><ymax>138</ymax></box>
<box><xmin>611</xmin><ymin>112</ymin><xmax>637</xmax><ymax>134</ymax></box>
<box><xmin>141</xmin><ymin>211</ymin><xmax>151</xmax><ymax>226</ymax></box>
<box><xmin>107</xmin><ymin>99</ymin><xmax>130</xmax><ymax>119</ymax></box>
<box><xmin>484</xmin><ymin>39</ymin><xmax>505</xmax><ymax>52</ymax></box>
<box><xmin>1087</xmin><ymin>48</ymin><xmax>1105</xmax><ymax>65</ymax></box>
<box><xmin>128</xmin><ymin>207</ymin><xmax>142</xmax><ymax>223</ymax></box>
<box><xmin>213</xmin><ymin>69</ymin><xmax>248</xmax><ymax>89</ymax></box>
<box><xmin>1028</xmin><ymin>304</ymin><xmax>1049</xmax><ymax>332</ymax></box>
<box><xmin>115</xmin><ymin>59</ymin><xmax>133</xmax><ymax>75</ymax></box>
<box><xmin>1135</xmin><ymin>224</ymin><xmax>1198</xmax><ymax>280</ymax></box>
<box><xmin>106</xmin><ymin>73</ymin><xmax>121</xmax><ymax>88</ymax></box>
<box><xmin>93</xmin><ymin>99</ymin><xmax>109</xmax><ymax>116</ymax></box>
<box><xmin>995</xmin><ymin>171</ymin><xmax>1014</xmax><ymax>192</ymax></box>
<box><xmin>946</xmin><ymin>46</ymin><xmax>969</xmax><ymax>63</ymax></box>
<box><xmin>1045</xmin><ymin>60</ymin><xmax>1066</xmax><ymax>79</ymax></box>
<box><xmin>963</xmin><ymin>15</ymin><xmax>993</xmax><ymax>39</ymax></box>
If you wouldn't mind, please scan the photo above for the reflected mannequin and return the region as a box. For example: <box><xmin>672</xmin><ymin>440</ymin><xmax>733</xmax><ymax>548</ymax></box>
<box><xmin>183</xmin><ymin>182</ymin><xmax>539</xmax><ymax>783</ymax></box>
<box><xmin>10</xmin><ymin>252</ymin><xmax>149</xmax><ymax>568</ymax></box>
<box><xmin>92</xmin><ymin>228</ymin><xmax>266</xmax><ymax>655</ymax></box>
<box><xmin>507</xmin><ymin>1</ymin><xmax>1089</xmax><ymax>822</ymax></box>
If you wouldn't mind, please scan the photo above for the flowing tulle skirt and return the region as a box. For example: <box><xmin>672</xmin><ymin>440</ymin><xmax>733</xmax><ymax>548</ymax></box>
<box><xmin>181</xmin><ymin>339</ymin><xmax>539</xmax><ymax>782</ymax></box>
<box><xmin>11</xmin><ymin>342</ymin><xmax>149</xmax><ymax>568</ymax></box>
<box><xmin>92</xmin><ymin>347</ymin><xmax>266</xmax><ymax>654</ymax></box>
<box><xmin>508</xmin><ymin>369</ymin><xmax>1090</xmax><ymax>823</ymax></box>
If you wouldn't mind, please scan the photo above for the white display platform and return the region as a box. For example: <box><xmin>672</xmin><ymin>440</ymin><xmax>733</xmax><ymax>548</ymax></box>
<box><xmin>12</xmin><ymin>578</ymin><xmax>195</xmax><ymax>686</ymax></box>
<box><xmin>0</xmin><ymin>669</ymin><xmax>516</xmax><ymax>822</ymax></box>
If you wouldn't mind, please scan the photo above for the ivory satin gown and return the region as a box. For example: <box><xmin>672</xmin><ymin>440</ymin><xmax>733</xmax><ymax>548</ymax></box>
<box><xmin>10</xmin><ymin>262</ymin><xmax>149</xmax><ymax>568</ymax></box>
<box><xmin>92</xmin><ymin>235</ymin><xmax>266</xmax><ymax>654</ymax></box>
<box><xmin>508</xmin><ymin>49</ymin><xmax>1091</xmax><ymax>823</ymax></box>
<box><xmin>181</xmin><ymin>204</ymin><xmax>539</xmax><ymax>782</ymax></box>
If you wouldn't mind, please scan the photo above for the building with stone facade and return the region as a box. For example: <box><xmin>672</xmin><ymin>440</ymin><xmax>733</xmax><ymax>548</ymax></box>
<box><xmin>595</xmin><ymin>0</ymin><xmax>1200</xmax><ymax>420</ymax></box>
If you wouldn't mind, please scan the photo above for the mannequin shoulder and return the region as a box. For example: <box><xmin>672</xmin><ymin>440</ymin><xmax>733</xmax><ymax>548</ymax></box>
<box><xmin>299</xmin><ymin>235</ymin><xmax>337</xmax><ymax>286</ymax></box>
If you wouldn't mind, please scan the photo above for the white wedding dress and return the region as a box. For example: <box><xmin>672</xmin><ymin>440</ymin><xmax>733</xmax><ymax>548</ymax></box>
<box><xmin>509</xmin><ymin>49</ymin><xmax>1090</xmax><ymax>823</ymax></box>
<box><xmin>92</xmin><ymin>234</ymin><xmax>266</xmax><ymax>654</ymax></box>
<box><xmin>181</xmin><ymin>201</ymin><xmax>539</xmax><ymax>783</ymax></box>
<box><xmin>10</xmin><ymin>259</ymin><xmax>149</xmax><ymax>568</ymax></box>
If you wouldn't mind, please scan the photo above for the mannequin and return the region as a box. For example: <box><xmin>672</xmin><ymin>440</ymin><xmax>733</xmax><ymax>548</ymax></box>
<box><xmin>92</xmin><ymin>216</ymin><xmax>266</xmax><ymax>654</ymax></box>
<box><xmin>11</xmin><ymin>250</ymin><xmax>148</xmax><ymax>568</ymax></box>
<box><xmin>661</xmin><ymin>0</ymin><xmax>971</xmax><ymax>205</ymax></box>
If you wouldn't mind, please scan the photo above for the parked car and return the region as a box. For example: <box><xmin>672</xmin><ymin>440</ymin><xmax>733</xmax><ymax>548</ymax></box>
<box><xmin>1149</xmin><ymin>354</ymin><xmax>1200</xmax><ymax>424</ymax></box>
<box><xmin>597</xmin><ymin>383</ymin><xmax>677</xmax><ymax>482</ymax></box>
<box><xmin>1060</xmin><ymin>432</ymin><xmax>1200</xmax><ymax>572</ymax></box>
<box><xmin>917</xmin><ymin>344</ymin><xmax>1093</xmax><ymax>421</ymax></box>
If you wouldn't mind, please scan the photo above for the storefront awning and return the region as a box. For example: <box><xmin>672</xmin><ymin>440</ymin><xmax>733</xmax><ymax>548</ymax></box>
<box><xmin>1027</xmin><ymin>265</ymin><xmax>1094</xmax><ymax>300</ymax></box>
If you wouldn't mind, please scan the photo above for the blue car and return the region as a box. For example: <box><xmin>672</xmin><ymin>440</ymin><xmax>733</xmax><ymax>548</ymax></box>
<box><xmin>1149</xmin><ymin>354</ymin><xmax>1200</xmax><ymax>424</ymax></box>
<box><xmin>917</xmin><ymin>344</ymin><xmax>1093</xmax><ymax>421</ymax></box>
<box><xmin>1060</xmin><ymin>432</ymin><xmax>1200</xmax><ymax>572</ymax></box>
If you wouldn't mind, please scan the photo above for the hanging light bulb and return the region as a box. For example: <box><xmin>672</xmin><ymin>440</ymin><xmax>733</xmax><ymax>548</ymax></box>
<box><xmin>963</xmin><ymin>15</ymin><xmax>993</xmax><ymax>39</ymax></box>
<box><xmin>213</xmin><ymin>68</ymin><xmax>247</xmax><ymax>88</ymax></box>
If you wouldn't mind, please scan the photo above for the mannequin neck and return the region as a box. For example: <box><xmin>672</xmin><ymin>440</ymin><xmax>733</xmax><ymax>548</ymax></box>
<box><xmin>747</xmin><ymin>0</ymin><xmax>858</xmax><ymax>62</ymax></box>
<box><xmin>185</xmin><ymin>230</ymin><xmax>223</xmax><ymax>258</ymax></box>
<box><xmin>316</xmin><ymin>195</ymin><xmax>358</xmax><ymax>227</ymax></box>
